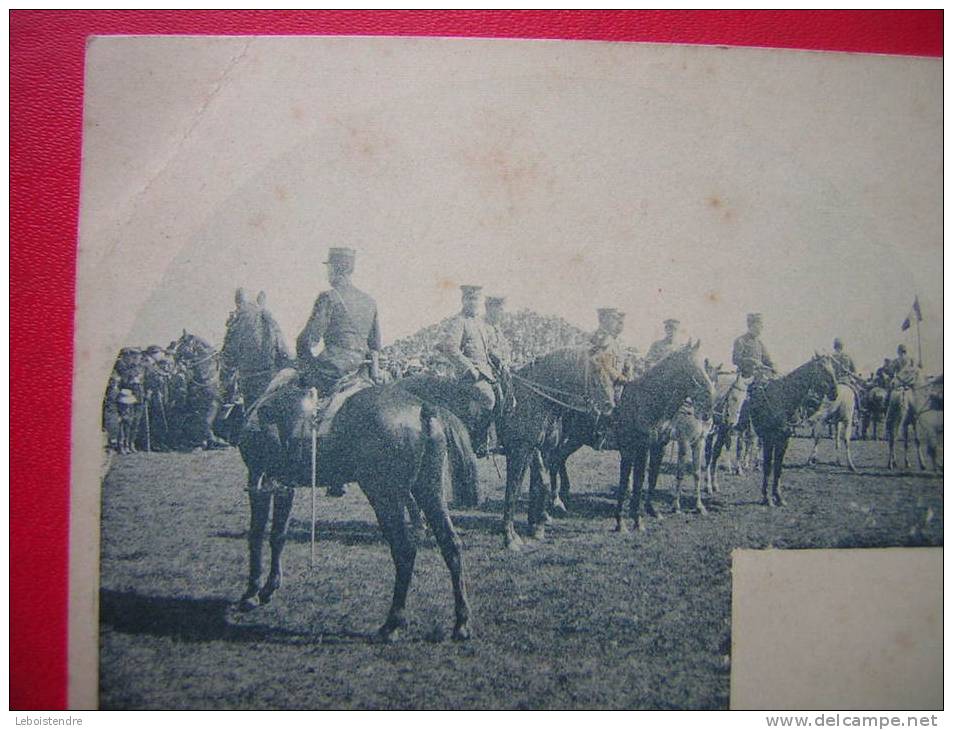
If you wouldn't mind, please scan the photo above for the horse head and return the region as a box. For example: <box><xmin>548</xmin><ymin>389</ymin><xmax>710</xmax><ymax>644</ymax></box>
<box><xmin>647</xmin><ymin>340</ymin><xmax>714</xmax><ymax>421</ymax></box>
<box><xmin>812</xmin><ymin>352</ymin><xmax>838</xmax><ymax>400</ymax></box>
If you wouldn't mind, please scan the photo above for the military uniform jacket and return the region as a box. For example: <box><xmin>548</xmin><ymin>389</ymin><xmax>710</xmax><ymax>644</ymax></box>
<box><xmin>484</xmin><ymin>321</ymin><xmax>511</xmax><ymax>367</ymax></box>
<box><xmin>831</xmin><ymin>351</ymin><xmax>856</xmax><ymax>381</ymax></box>
<box><xmin>441</xmin><ymin>314</ymin><xmax>499</xmax><ymax>381</ymax></box>
<box><xmin>732</xmin><ymin>333</ymin><xmax>775</xmax><ymax>378</ymax></box>
<box><xmin>297</xmin><ymin>283</ymin><xmax>381</xmax><ymax>379</ymax></box>
<box><xmin>645</xmin><ymin>337</ymin><xmax>676</xmax><ymax>367</ymax></box>
<box><xmin>890</xmin><ymin>355</ymin><xmax>918</xmax><ymax>387</ymax></box>
<box><xmin>590</xmin><ymin>329</ymin><xmax>626</xmax><ymax>383</ymax></box>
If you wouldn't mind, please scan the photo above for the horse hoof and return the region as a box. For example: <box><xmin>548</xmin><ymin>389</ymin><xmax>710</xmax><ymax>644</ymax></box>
<box><xmin>530</xmin><ymin>525</ymin><xmax>546</xmax><ymax>541</ymax></box>
<box><xmin>377</xmin><ymin>617</ymin><xmax>407</xmax><ymax>643</ymax></box>
<box><xmin>238</xmin><ymin>596</ymin><xmax>259</xmax><ymax>612</ymax></box>
<box><xmin>774</xmin><ymin>496</ymin><xmax>786</xmax><ymax>507</ymax></box>
<box><xmin>696</xmin><ymin>503</ymin><xmax>708</xmax><ymax>516</ymax></box>
<box><xmin>505</xmin><ymin>534</ymin><xmax>524</xmax><ymax>552</ymax></box>
<box><xmin>635</xmin><ymin>517</ymin><xmax>646</xmax><ymax>532</ymax></box>
<box><xmin>541</xmin><ymin>511</ymin><xmax>553</xmax><ymax>525</ymax></box>
<box><xmin>549</xmin><ymin>501</ymin><xmax>569</xmax><ymax>518</ymax></box>
<box><xmin>452</xmin><ymin>623</ymin><xmax>472</xmax><ymax>641</ymax></box>
<box><xmin>613</xmin><ymin>521</ymin><xmax>629</xmax><ymax>534</ymax></box>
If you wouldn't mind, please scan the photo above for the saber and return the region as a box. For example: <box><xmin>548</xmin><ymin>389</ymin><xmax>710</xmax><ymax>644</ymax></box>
<box><xmin>310</xmin><ymin>423</ymin><xmax>317</xmax><ymax>569</ymax></box>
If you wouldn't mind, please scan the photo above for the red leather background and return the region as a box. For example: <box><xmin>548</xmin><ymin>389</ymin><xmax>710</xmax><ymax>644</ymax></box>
<box><xmin>9</xmin><ymin>10</ymin><xmax>942</xmax><ymax>710</ymax></box>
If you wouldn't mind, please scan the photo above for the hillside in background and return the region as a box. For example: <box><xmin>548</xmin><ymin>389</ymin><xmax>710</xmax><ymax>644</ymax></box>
<box><xmin>382</xmin><ymin>308</ymin><xmax>590</xmax><ymax>371</ymax></box>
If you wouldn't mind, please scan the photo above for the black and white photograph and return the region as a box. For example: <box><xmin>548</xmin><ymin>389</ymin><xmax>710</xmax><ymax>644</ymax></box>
<box><xmin>71</xmin><ymin>36</ymin><xmax>942</xmax><ymax>710</ymax></box>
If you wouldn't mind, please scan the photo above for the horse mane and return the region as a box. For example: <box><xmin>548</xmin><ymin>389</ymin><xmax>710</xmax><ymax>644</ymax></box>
<box><xmin>517</xmin><ymin>346</ymin><xmax>592</xmax><ymax>394</ymax></box>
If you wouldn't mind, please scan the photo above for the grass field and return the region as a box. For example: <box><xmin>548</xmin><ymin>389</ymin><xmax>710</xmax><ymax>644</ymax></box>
<box><xmin>99</xmin><ymin>437</ymin><xmax>942</xmax><ymax>709</ymax></box>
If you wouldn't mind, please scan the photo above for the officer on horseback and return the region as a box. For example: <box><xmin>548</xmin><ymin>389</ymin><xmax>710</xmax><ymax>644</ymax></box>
<box><xmin>889</xmin><ymin>344</ymin><xmax>918</xmax><ymax>388</ymax></box>
<box><xmin>295</xmin><ymin>247</ymin><xmax>382</xmax><ymax>495</ymax></box>
<box><xmin>645</xmin><ymin>318</ymin><xmax>680</xmax><ymax>367</ymax></box>
<box><xmin>296</xmin><ymin>247</ymin><xmax>382</xmax><ymax>394</ymax></box>
<box><xmin>439</xmin><ymin>285</ymin><xmax>504</xmax><ymax>457</ymax></box>
<box><xmin>590</xmin><ymin>307</ymin><xmax>628</xmax><ymax>447</ymax></box>
<box><xmin>732</xmin><ymin>313</ymin><xmax>775</xmax><ymax>381</ymax></box>
<box><xmin>484</xmin><ymin>295</ymin><xmax>511</xmax><ymax>367</ymax></box>
<box><xmin>831</xmin><ymin>338</ymin><xmax>861</xmax><ymax>389</ymax></box>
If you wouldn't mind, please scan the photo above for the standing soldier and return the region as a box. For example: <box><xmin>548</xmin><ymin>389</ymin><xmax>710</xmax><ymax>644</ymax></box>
<box><xmin>645</xmin><ymin>318</ymin><xmax>681</xmax><ymax>368</ymax></box>
<box><xmin>296</xmin><ymin>247</ymin><xmax>382</xmax><ymax>495</ymax></box>
<box><xmin>439</xmin><ymin>285</ymin><xmax>502</xmax><ymax>457</ymax></box>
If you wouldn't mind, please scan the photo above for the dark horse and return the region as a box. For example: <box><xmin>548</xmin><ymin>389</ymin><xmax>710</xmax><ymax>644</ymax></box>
<box><xmin>397</xmin><ymin>350</ymin><xmax>587</xmax><ymax>550</ymax></box>
<box><xmin>172</xmin><ymin>331</ymin><xmax>227</xmax><ymax>449</ymax></box>
<box><xmin>745</xmin><ymin>354</ymin><xmax>837</xmax><ymax>506</ymax></box>
<box><xmin>614</xmin><ymin>341</ymin><xmax>715</xmax><ymax>532</ymax></box>
<box><xmin>238</xmin><ymin>377</ymin><xmax>479</xmax><ymax>642</ymax></box>
<box><xmin>221</xmin><ymin>302</ymin><xmax>291</xmax><ymax>408</ymax></box>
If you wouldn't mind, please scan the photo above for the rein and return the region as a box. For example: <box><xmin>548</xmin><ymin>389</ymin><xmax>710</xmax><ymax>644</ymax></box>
<box><xmin>510</xmin><ymin>372</ymin><xmax>591</xmax><ymax>413</ymax></box>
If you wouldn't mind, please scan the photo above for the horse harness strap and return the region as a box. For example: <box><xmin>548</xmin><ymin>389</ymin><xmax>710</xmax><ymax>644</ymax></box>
<box><xmin>510</xmin><ymin>373</ymin><xmax>591</xmax><ymax>414</ymax></box>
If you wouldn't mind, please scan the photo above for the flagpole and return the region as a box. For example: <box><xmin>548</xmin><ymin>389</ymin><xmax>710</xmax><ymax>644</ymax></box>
<box><xmin>915</xmin><ymin>313</ymin><xmax>923</xmax><ymax>369</ymax></box>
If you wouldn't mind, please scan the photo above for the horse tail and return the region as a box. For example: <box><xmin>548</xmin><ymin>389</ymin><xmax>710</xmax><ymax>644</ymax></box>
<box><xmin>420</xmin><ymin>401</ymin><xmax>480</xmax><ymax>508</ymax></box>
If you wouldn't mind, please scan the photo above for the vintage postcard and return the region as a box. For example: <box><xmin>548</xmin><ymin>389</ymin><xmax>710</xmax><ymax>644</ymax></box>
<box><xmin>71</xmin><ymin>36</ymin><xmax>942</xmax><ymax>709</ymax></box>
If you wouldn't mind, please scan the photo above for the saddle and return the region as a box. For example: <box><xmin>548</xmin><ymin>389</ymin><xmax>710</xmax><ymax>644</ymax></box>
<box><xmin>243</xmin><ymin>368</ymin><xmax>373</xmax><ymax>490</ymax></box>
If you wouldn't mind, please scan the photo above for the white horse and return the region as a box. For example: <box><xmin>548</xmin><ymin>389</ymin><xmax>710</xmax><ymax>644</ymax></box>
<box><xmin>660</xmin><ymin>402</ymin><xmax>714</xmax><ymax>513</ymax></box>
<box><xmin>886</xmin><ymin>376</ymin><xmax>943</xmax><ymax>471</ymax></box>
<box><xmin>807</xmin><ymin>383</ymin><xmax>858</xmax><ymax>472</ymax></box>
<box><xmin>705</xmin><ymin>369</ymin><xmax>756</xmax><ymax>492</ymax></box>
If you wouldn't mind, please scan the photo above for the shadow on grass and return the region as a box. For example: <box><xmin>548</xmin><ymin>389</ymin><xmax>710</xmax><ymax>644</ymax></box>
<box><xmin>100</xmin><ymin>588</ymin><xmax>372</xmax><ymax>645</ymax></box>
<box><xmin>212</xmin><ymin>519</ymin><xmax>385</xmax><ymax>546</ymax></box>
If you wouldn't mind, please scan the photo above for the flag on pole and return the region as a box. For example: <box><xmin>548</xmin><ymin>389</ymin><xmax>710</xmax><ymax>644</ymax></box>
<box><xmin>901</xmin><ymin>296</ymin><xmax>923</xmax><ymax>331</ymax></box>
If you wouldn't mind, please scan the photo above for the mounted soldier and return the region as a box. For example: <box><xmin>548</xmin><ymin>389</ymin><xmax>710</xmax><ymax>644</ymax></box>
<box><xmin>438</xmin><ymin>285</ymin><xmax>505</xmax><ymax>457</ymax></box>
<box><xmin>831</xmin><ymin>338</ymin><xmax>858</xmax><ymax>383</ymax></box>
<box><xmin>888</xmin><ymin>344</ymin><xmax>918</xmax><ymax>388</ymax></box>
<box><xmin>645</xmin><ymin>318</ymin><xmax>680</xmax><ymax>368</ymax></box>
<box><xmin>297</xmin><ymin>247</ymin><xmax>382</xmax><ymax>394</ymax></box>
<box><xmin>291</xmin><ymin>246</ymin><xmax>382</xmax><ymax>495</ymax></box>
<box><xmin>589</xmin><ymin>307</ymin><xmax>628</xmax><ymax>446</ymax></box>
<box><xmin>874</xmin><ymin>358</ymin><xmax>893</xmax><ymax>388</ymax></box>
<box><xmin>484</xmin><ymin>295</ymin><xmax>512</xmax><ymax>368</ymax></box>
<box><xmin>733</xmin><ymin>312</ymin><xmax>776</xmax><ymax>383</ymax></box>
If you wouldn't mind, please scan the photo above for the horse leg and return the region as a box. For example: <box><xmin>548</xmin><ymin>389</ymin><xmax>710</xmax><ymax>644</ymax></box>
<box><xmin>528</xmin><ymin>449</ymin><xmax>548</xmax><ymax>541</ymax></box>
<box><xmin>644</xmin><ymin>440</ymin><xmax>665</xmax><ymax>519</ymax></box>
<box><xmin>614</xmin><ymin>452</ymin><xmax>632</xmax><ymax>533</ymax></box>
<box><xmin>503</xmin><ymin>446</ymin><xmax>529</xmax><ymax>551</ymax></box>
<box><xmin>843</xmin><ymin>414</ymin><xmax>857</xmax><ymax>473</ymax></box>
<box><xmin>411</xmin><ymin>480</ymin><xmax>472</xmax><ymax>641</ymax></box>
<box><xmin>240</xmin><ymin>484</ymin><xmax>271</xmax><ymax>610</ymax></box>
<box><xmin>406</xmin><ymin>495</ymin><xmax>427</xmax><ymax>544</ymax></box>
<box><xmin>707</xmin><ymin>427</ymin><xmax>725</xmax><ymax>493</ymax></box>
<box><xmin>913</xmin><ymin>420</ymin><xmax>926</xmax><ymax>470</ymax></box>
<box><xmin>548</xmin><ymin>458</ymin><xmax>571</xmax><ymax>516</ymax></box>
<box><xmin>629</xmin><ymin>444</ymin><xmax>650</xmax><ymax>532</ymax></box>
<box><xmin>369</xmin><ymin>492</ymin><xmax>417</xmax><ymax>642</ymax></box>
<box><xmin>673</xmin><ymin>438</ymin><xmax>686</xmax><ymax>514</ymax></box>
<box><xmin>692</xmin><ymin>436</ymin><xmax>707</xmax><ymax>515</ymax></box>
<box><xmin>259</xmin><ymin>489</ymin><xmax>295</xmax><ymax>604</ymax></box>
<box><xmin>772</xmin><ymin>438</ymin><xmax>789</xmax><ymax>507</ymax></box>
<box><xmin>760</xmin><ymin>437</ymin><xmax>774</xmax><ymax>507</ymax></box>
<box><xmin>808</xmin><ymin>421</ymin><xmax>820</xmax><ymax>466</ymax></box>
